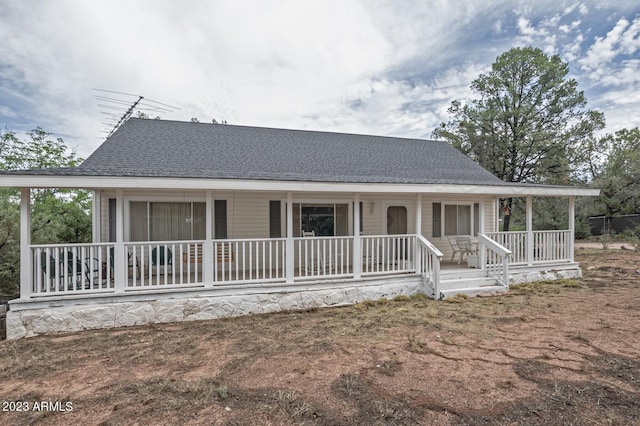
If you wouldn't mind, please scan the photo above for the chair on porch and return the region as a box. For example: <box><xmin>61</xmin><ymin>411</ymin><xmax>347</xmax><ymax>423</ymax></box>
<box><xmin>40</xmin><ymin>251</ymin><xmax>96</xmax><ymax>290</ymax></box>
<box><xmin>109</xmin><ymin>247</ymin><xmax>142</xmax><ymax>281</ymax></box>
<box><xmin>40</xmin><ymin>252</ymin><xmax>62</xmax><ymax>290</ymax></box>
<box><xmin>447</xmin><ymin>236</ymin><xmax>478</xmax><ymax>264</ymax></box>
<box><xmin>301</xmin><ymin>230</ymin><xmax>322</xmax><ymax>274</ymax></box>
<box><xmin>151</xmin><ymin>246</ymin><xmax>173</xmax><ymax>275</ymax></box>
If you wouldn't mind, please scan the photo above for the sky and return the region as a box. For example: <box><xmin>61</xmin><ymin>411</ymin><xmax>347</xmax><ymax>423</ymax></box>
<box><xmin>1</xmin><ymin>0</ymin><xmax>639</xmax><ymax>158</ymax></box>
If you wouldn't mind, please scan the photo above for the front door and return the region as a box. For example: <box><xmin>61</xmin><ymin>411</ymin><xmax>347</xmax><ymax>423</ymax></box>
<box><xmin>387</xmin><ymin>206</ymin><xmax>408</xmax><ymax>261</ymax></box>
<box><xmin>387</xmin><ymin>206</ymin><xmax>407</xmax><ymax>235</ymax></box>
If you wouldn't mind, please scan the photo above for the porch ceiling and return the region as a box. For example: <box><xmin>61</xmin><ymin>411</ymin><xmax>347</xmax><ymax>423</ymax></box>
<box><xmin>0</xmin><ymin>175</ymin><xmax>600</xmax><ymax>197</ymax></box>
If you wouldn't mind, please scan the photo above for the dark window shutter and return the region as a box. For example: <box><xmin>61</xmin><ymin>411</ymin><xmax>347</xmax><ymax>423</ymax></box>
<box><xmin>108</xmin><ymin>198</ymin><xmax>116</xmax><ymax>242</ymax></box>
<box><xmin>269</xmin><ymin>200</ymin><xmax>281</xmax><ymax>238</ymax></box>
<box><xmin>432</xmin><ymin>203</ymin><xmax>441</xmax><ymax>238</ymax></box>
<box><xmin>214</xmin><ymin>200</ymin><xmax>228</xmax><ymax>239</ymax></box>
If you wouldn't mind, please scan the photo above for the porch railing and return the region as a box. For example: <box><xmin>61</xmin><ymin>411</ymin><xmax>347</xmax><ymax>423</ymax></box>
<box><xmin>125</xmin><ymin>241</ymin><xmax>205</xmax><ymax>288</ymax></box>
<box><xmin>31</xmin><ymin>242</ymin><xmax>115</xmax><ymax>297</ymax></box>
<box><xmin>361</xmin><ymin>235</ymin><xmax>416</xmax><ymax>276</ymax></box>
<box><xmin>125</xmin><ymin>238</ymin><xmax>287</xmax><ymax>287</ymax></box>
<box><xmin>478</xmin><ymin>233</ymin><xmax>511</xmax><ymax>288</ymax></box>
<box><xmin>533</xmin><ymin>230</ymin><xmax>571</xmax><ymax>262</ymax></box>
<box><xmin>28</xmin><ymin>235</ymin><xmax>424</xmax><ymax>298</ymax></box>
<box><xmin>26</xmin><ymin>231</ymin><xmax>574</xmax><ymax>299</ymax></box>
<box><xmin>294</xmin><ymin>236</ymin><xmax>353</xmax><ymax>278</ymax></box>
<box><xmin>215</xmin><ymin>238</ymin><xmax>286</xmax><ymax>283</ymax></box>
<box><xmin>416</xmin><ymin>235</ymin><xmax>443</xmax><ymax>298</ymax></box>
<box><xmin>485</xmin><ymin>230</ymin><xmax>571</xmax><ymax>264</ymax></box>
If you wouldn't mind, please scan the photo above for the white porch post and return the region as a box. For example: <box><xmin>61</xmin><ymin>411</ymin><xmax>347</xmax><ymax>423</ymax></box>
<box><xmin>285</xmin><ymin>192</ymin><xmax>294</xmax><ymax>283</ymax></box>
<box><xmin>569</xmin><ymin>196</ymin><xmax>575</xmax><ymax>262</ymax></box>
<box><xmin>204</xmin><ymin>190</ymin><xmax>214</xmax><ymax>285</ymax></box>
<box><xmin>114</xmin><ymin>189</ymin><xmax>126</xmax><ymax>293</ymax></box>
<box><xmin>414</xmin><ymin>193</ymin><xmax>422</xmax><ymax>274</ymax></box>
<box><xmin>478</xmin><ymin>198</ymin><xmax>486</xmax><ymax>269</ymax></box>
<box><xmin>20</xmin><ymin>188</ymin><xmax>32</xmax><ymax>299</ymax></box>
<box><xmin>353</xmin><ymin>194</ymin><xmax>361</xmax><ymax>279</ymax></box>
<box><xmin>526</xmin><ymin>195</ymin><xmax>533</xmax><ymax>266</ymax></box>
<box><xmin>92</xmin><ymin>190</ymin><xmax>101</xmax><ymax>243</ymax></box>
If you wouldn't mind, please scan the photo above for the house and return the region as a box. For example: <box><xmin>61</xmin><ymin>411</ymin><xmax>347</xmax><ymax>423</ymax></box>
<box><xmin>0</xmin><ymin>118</ymin><xmax>599</xmax><ymax>338</ymax></box>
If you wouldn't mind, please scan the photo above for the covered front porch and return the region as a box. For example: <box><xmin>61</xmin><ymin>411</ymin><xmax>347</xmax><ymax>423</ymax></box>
<box><xmin>16</xmin><ymin>186</ymin><xmax>580</xmax><ymax>302</ymax></box>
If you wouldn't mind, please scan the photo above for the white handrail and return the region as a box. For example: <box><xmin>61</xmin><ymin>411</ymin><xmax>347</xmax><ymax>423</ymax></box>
<box><xmin>416</xmin><ymin>235</ymin><xmax>443</xmax><ymax>299</ymax></box>
<box><xmin>478</xmin><ymin>233</ymin><xmax>511</xmax><ymax>288</ymax></box>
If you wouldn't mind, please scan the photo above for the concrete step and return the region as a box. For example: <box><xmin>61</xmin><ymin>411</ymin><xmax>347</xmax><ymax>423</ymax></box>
<box><xmin>438</xmin><ymin>273</ymin><xmax>507</xmax><ymax>299</ymax></box>
<box><xmin>439</xmin><ymin>284</ymin><xmax>508</xmax><ymax>299</ymax></box>
<box><xmin>441</xmin><ymin>269</ymin><xmax>488</xmax><ymax>280</ymax></box>
<box><xmin>440</xmin><ymin>276</ymin><xmax>498</xmax><ymax>290</ymax></box>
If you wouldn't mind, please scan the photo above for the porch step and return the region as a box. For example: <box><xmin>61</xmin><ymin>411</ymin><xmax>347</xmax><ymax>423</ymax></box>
<box><xmin>438</xmin><ymin>274</ymin><xmax>507</xmax><ymax>299</ymax></box>
<box><xmin>441</xmin><ymin>268</ymin><xmax>489</xmax><ymax>280</ymax></box>
<box><xmin>439</xmin><ymin>284</ymin><xmax>508</xmax><ymax>299</ymax></box>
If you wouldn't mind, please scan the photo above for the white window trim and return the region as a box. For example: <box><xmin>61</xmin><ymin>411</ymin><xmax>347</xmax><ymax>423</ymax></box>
<box><xmin>440</xmin><ymin>201</ymin><xmax>476</xmax><ymax>238</ymax></box>
<box><xmin>124</xmin><ymin>195</ymin><xmax>228</xmax><ymax>242</ymax></box>
<box><xmin>295</xmin><ymin>202</ymin><xmax>351</xmax><ymax>237</ymax></box>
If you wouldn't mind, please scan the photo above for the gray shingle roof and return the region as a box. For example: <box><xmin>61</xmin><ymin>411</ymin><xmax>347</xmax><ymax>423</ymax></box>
<box><xmin>9</xmin><ymin>118</ymin><xmax>506</xmax><ymax>185</ymax></box>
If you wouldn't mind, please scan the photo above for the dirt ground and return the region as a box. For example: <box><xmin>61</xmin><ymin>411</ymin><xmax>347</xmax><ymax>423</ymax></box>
<box><xmin>0</xmin><ymin>248</ymin><xmax>639</xmax><ymax>425</ymax></box>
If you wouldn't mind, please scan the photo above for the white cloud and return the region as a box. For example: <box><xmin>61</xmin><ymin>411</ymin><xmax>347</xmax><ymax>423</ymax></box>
<box><xmin>1</xmin><ymin>0</ymin><xmax>640</xmax><ymax>159</ymax></box>
<box><xmin>578</xmin><ymin>3</ymin><xmax>589</xmax><ymax>15</ymax></box>
<box><xmin>580</xmin><ymin>18</ymin><xmax>631</xmax><ymax>71</ymax></box>
<box><xmin>0</xmin><ymin>106</ymin><xmax>17</xmax><ymax>118</ymax></box>
<box><xmin>0</xmin><ymin>0</ymin><xmax>393</xmax><ymax>154</ymax></box>
<box><xmin>599</xmin><ymin>59</ymin><xmax>640</xmax><ymax>87</ymax></box>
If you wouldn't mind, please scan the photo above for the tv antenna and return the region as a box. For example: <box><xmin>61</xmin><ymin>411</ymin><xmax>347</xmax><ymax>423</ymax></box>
<box><xmin>93</xmin><ymin>89</ymin><xmax>180</xmax><ymax>138</ymax></box>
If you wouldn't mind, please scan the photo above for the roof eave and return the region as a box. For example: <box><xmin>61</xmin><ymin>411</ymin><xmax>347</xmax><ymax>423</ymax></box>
<box><xmin>0</xmin><ymin>174</ymin><xmax>601</xmax><ymax>197</ymax></box>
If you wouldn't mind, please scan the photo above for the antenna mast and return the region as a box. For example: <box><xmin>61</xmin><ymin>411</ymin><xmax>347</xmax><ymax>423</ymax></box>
<box><xmin>106</xmin><ymin>95</ymin><xmax>143</xmax><ymax>138</ymax></box>
<box><xmin>93</xmin><ymin>89</ymin><xmax>179</xmax><ymax>139</ymax></box>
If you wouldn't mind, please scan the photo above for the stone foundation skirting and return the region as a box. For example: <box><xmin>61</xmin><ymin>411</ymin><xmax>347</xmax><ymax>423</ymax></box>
<box><xmin>509</xmin><ymin>266</ymin><xmax>582</xmax><ymax>285</ymax></box>
<box><xmin>7</xmin><ymin>276</ymin><xmax>423</xmax><ymax>339</ymax></box>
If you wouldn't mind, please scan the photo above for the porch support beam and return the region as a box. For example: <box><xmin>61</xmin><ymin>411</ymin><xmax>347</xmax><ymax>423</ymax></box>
<box><xmin>285</xmin><ymin>192</ymin><xmax>294</xmax><ymax>283</ymax></box>
<box><xmin>414</xmin><ymin>193</ymin><xmax>422</xmax><ymax>274</ymax></box>
<box><xmin>114</xmin><ymin>189</ymin><xmax>126</xmax><ymax>293</ymax></box>
<box><xmin>92</xmin><ymin>190</ymin><xmax>101</xmax><ymax>243</ymax></box>
<box><xmin>204</xmin><ymin>191</ymin><xmax>214</xmax><ymax>285</ymax></box>
<box><xmin>353</xmin><ymin>194</ymin><xmax>361</xmax><ymax>279</ymax></box>
<box><xmin>20</xmin><ymin>188</ymin><xmax>31</xmax><ymax>300</ymax></box>
<box><xmin>526</xmin><ymin>195</ymin><xmax>533</xmax><ymax>266</ymax></box>
<box><xmin>478</xmin><ymin>198</ymin><xmax>486</xmax><ymax>269</ymax></box>
<box><xmin>569</xmin><ymin>196</ymin><xmax>575</xmax><ymax>262</ymax></box>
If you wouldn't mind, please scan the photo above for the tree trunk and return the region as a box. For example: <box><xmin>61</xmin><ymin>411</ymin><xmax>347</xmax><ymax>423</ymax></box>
<box><xmin>502</xmin><ymin>198</ymin><xmax>513</xmax><ymax>232</ymax></box>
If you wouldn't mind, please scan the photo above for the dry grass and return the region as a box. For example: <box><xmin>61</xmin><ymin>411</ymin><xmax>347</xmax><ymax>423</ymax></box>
<box><xmin>0</xmin><ymin>249</ymin><xmax>639</xmax><ymax>425</ymax></box>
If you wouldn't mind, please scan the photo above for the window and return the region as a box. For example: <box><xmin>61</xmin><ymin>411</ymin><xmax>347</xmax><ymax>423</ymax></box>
<box><xmin>445</xmin><ymin>205</ymin><xmax>471</xmax><ymax>235</ymax></box>
<box><xmin>129</xmin><ymin>201</ymin><xmax>211</xmax><ymax>241</ymax></box>
<box><xmin>432</xmin><ymin>202</ymin><xmax>480</xmax><ymax>237</ymax></box>
<box><xmin>293</xmin><ymin>203</ymin><xmax>348</xmax><ymax>236</ymax></box>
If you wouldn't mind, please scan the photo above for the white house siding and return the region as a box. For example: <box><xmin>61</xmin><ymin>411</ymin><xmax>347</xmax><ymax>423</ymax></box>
<box><xmin>358</xmin><ymin>194</ymin><xmax>417</xmax><ymax>235</ymax></box>
<box><xmin>227</xmin><ymin>191</ymin><xmax>277</xmax><ymax>238</ymax></box>
<box><xmin>420</xmin><ymin>197</ymin><xmax>497</xmax><ymax>262</ymax></box>
<box><xmin>96</xmin><ymin>190</ymin><xmax>497</xmax><ymax>249</ymax></box>
<box><xmin>100</xmin><ymin>190</ymin><xmax>115</xmax><ymax>243</ymax></box>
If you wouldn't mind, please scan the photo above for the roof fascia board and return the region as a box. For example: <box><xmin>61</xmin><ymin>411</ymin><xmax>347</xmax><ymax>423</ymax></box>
<box><xmin>0</xmin><ymin>175</ymin><xmax>600</xmax><ymax>197</ymax></box>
